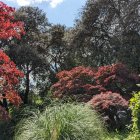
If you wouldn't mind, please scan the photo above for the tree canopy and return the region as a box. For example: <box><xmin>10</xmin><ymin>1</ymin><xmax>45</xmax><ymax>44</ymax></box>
<box><xmin>0</xmin><ymin>1</ymin><xmax>24</xmax><ymax>119</ymax></box>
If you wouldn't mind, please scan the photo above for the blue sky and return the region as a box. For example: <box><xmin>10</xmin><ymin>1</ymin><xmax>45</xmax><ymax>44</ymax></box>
<box><xmin>2</xmin><ymin>0</ymin><xmax>86</xmax><ymax>27</ymax></box>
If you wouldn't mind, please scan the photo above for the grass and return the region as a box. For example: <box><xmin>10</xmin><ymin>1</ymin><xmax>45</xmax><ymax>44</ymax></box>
<box><xmin>14</xmin><ymin>103</ymin><xmax>107</xmax><ymax>140</ymax></box>
<box><xmin>105</xmin><ymin>131</ymin><xmax>129</xmax><ymax>140</ymax></box>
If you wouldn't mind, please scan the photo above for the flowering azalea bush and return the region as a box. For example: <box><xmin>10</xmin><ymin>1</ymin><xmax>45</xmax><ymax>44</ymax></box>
<box><xmin>0</xmin><ymin>2</ymin><xmax>24</xmax><ymax>120</ymax></box>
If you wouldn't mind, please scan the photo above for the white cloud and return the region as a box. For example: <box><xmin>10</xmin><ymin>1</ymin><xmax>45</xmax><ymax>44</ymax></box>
<box><xmin>50</xmin><ymin>0</ymin><xmax>64</xmax><ymax>8</ymax></box>
<box><xmin>7</xmin><ymin>0</ymin><xmax>64</xmax><ymax>8</ymax></box>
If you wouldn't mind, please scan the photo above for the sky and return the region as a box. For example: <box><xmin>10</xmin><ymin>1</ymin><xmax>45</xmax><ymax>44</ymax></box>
<box><xmin>1</xmin><ymin>0</ymin><xmax>86</xmax><ymax>27</ymax></box>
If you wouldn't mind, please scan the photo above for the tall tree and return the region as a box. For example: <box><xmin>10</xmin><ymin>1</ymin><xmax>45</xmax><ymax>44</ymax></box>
<box><xmin>48</xmin><ymin>25</ymin><xmax>75</xmax><ymax>70</ymax></box>
<box><xmin>0</xmin><ymin>2</ymin><xmax>24</xmax><ymax>119</ymax></box>
<box><xmin>8</xmin><ymin>6</ymin><xmax>49</xmax><ymax>104</ymax></box>
<box><xmin>71</xmin><ymin>0</ymin><xmax>140</xmax><ymax>71</ymax></box>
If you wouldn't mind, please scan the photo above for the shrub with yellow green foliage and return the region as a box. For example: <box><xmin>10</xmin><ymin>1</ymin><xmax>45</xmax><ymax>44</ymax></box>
<box><xmin>129</xmin><ymin>92</ymin><xmax>140</xmax><ymax>139</ymax></box>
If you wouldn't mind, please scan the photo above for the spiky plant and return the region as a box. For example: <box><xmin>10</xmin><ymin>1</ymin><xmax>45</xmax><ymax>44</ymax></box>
<box><xmin>14</xmin><ymin>103</ymin><xmax>106</xmax><ymax>140</ymax></box>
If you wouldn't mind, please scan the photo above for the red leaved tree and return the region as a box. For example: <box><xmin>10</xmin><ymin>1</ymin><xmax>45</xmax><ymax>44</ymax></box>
<box><xmin>0</xmin><ymin>2</ymin><xmax>24</xmax><ymax>39</ymax></box>
<box><xmin>95</xmin><ymin>63</ymin><xmax>140</xmax><ymax>99</ymax></box>
<box><xmin>51</xmin><ymin>66</ymin><xmax>98</xmax><ymax>102</ymax></box>
<box><xmin>0</xmin><ymin>2</ymin><xmax>24</xmax><ymax>120</ymax></box>
<box><xmin>51</xmin><ymin>64</ymin><xmax>140</xmax><ymax>102</ymax></box>
<box><xmin>88</xmin><ymin>91</ymin><xmax>130</xmax><ymax>130</ymax></box>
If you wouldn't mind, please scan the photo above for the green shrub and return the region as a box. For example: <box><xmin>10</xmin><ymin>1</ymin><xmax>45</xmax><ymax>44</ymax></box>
<box><xmin>14</xmin><ymin>103</ymin><xmax>106</xmax><ymax>140</ymax></box>
<box><xmin>128</xmin><ymin>91</ymin><xmax>140</xmax><ymax>140</ymax></box>
<box><xmin>105</xmin><ymin>131</ymin><xmax>129</xmax><ymax>140</ymax></box>
<box><xmin>0</xmin><ymin>105</ymin><xmax>39</xmax><ymax>140</ymax></box>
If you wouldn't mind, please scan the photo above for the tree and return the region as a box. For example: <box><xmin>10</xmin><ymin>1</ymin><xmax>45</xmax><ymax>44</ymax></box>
<box><xmin>0</xmin><ymin>2</ymin><xmax>24</xmax><ymax>39</ymax></box>
<box><xmin>0</xmin><ymin>51</ymin><xmax>24</xmax><ymax>110</ymax></box>
<box><xmin>70</xmin><ymin>0</ymin><xmax>140</xmax><ymax>71</ymax></box>
<box><xmin>95</xmin><ymin>63</ymin><xmax>140</xmax><ymax>99</ymax></box>
<box><xmin>0</xmin><ymin>2</ymin><xmax>24</xmax><ymax>119</ymax></box>
<box><xmin>51</xmin><ymin>66</ymin><xmax>97</xmax><ymax>102</ymax></box>
<box><xmin>46</xmin><ymin>24</ymin><xmax>76</xmax><ymax>85</ymax></box>
<box><xmin>8</xmin><ymin>6</ymin><xmax>49</xmax><ymax>104</ymax></box>
<box><xmin>51</xmin><ymin>63</ymin><xmax>140</xmax><ymax>101</ymax></box>
<box><xmin>48</xmin><ymin>24</ymin><xmax>67</xmax><ymax>72</ymax></box>
<box><xmin>8</xmin><ymin>8</ymin><xmax>77</xmax><ymax>103</ymax></box>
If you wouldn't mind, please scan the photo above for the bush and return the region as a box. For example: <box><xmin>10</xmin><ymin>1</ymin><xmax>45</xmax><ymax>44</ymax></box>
<box><xmin>95</xmin><ymin>63</ymin><xmax>140</xmax><ymax>99</ymax></box>
<box><xmin>51</xmin><ymin>64</ymin><xmax>140</xmax><ymax>102</ymax></box>
<box><xmin>88</xmin><ymin>91</ymin><xmax>130</xmax><ymax>130</ymax></box>
<box><xmin>14</xmin><ymin>103</ymin><xmax>106</xmax><ymax>140</ymax></box>
<box><xmin>51</xmin><ymin>66</ymin><xmax>97</xmax><ymax>102</ymax></box>
<box><xmin>51</xmin><ymin>64</ymin><xmax>139</xmax><ymax>130</ymax></box>
<box><xmin>0</xmin><ymin>105</ymin><xmax>39</xmax><ymax>140</ymax></box>
<box><xmin>128</xmin><ymin>91</ymin><xmax>140</xmax><ymax>139</ymax></box>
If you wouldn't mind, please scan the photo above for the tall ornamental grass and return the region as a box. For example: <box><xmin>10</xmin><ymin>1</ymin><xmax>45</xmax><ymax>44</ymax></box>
<box><xmin>14</xmin><ymin>103</ymin><xmax>106</xmax><ymax>140</ymax></box>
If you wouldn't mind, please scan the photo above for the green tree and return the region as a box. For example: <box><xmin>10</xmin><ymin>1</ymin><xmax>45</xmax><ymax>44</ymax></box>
<box><xmin>8</xmin><ymin>6</ymin><xmax>49</xmax><ymax>104</ymax></box>
<box><xmin>71</xmin><ymin>0</ymin><xmax>140</xmax><ymax>71</ymax></box>
<box><xmin>48</xmin><ymin>25</ymin><xmax>75</xmax><ymax>70</ymax></box>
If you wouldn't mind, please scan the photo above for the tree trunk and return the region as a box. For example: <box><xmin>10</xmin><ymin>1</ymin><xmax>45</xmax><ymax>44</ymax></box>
<box><xmin>3</xmin><ymin>98</ymin><xmax>8</xmax><ymax>111</ymax></box>
<box><xmin>24</xmin><ymin>68</ymin><xmax>30</xmax><ymax>104</ymax></box>
<box><xmin>2</xmin><ymin>94</ymin><xmax>8</xmax><ymax>111</ymax></box>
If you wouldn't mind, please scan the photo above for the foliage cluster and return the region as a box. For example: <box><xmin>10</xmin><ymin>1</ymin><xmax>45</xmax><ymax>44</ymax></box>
<box><xmin>0</xmin><ymin>50</ymin><xmax>24</xmax><ymax>118</ymax></box>
<box><xmin>52</xmin><ymin>64</ymin><xmax>139</xmax><ymax>101</ymax></box>
<box><xmin>128</xmin><ymin>92</ymin><xmax>140</xmax><ymax>139</ymax></box>
<box><xmin>71</xmin><ymin>0</ymin><xmax>140</xmax><ymax>72</ymax></box>
<box><xmin>89</xmin><ymin>91</ymin><xmax>129</xmax><ymax>130</ymax></box>
<box><xmin>0</xmin><ymin>2</ymin><xmax>24</xmax><ymax>119</ymax></box>
<box><xmin>51</xmin><ymin>63</ymin><xmax>140</xmax><ymax>129</ymax></box>
<box><xmin>0</xmin><ymin>2</ymin><xmax>24</xmax><ymax>39</ymax></box>
<box><xmin>52</xmin><ymin>66</ymin><xmax>96</xmax><ymax>102</ymax></box>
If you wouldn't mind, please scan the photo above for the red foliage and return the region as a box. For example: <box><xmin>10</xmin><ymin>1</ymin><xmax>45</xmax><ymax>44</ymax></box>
<box><xmin>0</xmin><ymin>2</ymin><xmax>25</xmax><ymax>39</ymax></box>
<box><xmin>88</xmin><ymin>91</ymin><xmax>129</xmax><ymax>130</ymax></box>
<box><xmin>0</xmin><ymin>2</ymin><xmax>25</xmax><ymax>120</ymax></box>
<box><xmin>88</xmin><ymin>91</ymin><xmax>128</xmax><ymax>111</ymax></box>
<box><xmin>95</xmin><ymin>63</ymin><xmax>140</xmax><ymax>97</ymax></box>
<box><xmin>52</xmin><ymin>64</ymin><xmax>139</xmax><ymax>129</ymax></box>
<box><xmin>51</xmin><ymin>63</ymin><xmax>140</xmax><ymax>101</ymax></box>
<box><xmin>0</xmin><ymin>50</ymin><xmax>24</xmax><ymax>105</ymax></box>
<box><xmin>51</xmin><ymin>66</ymin><xmax>97</xmax><ymax>102</ymax></box>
